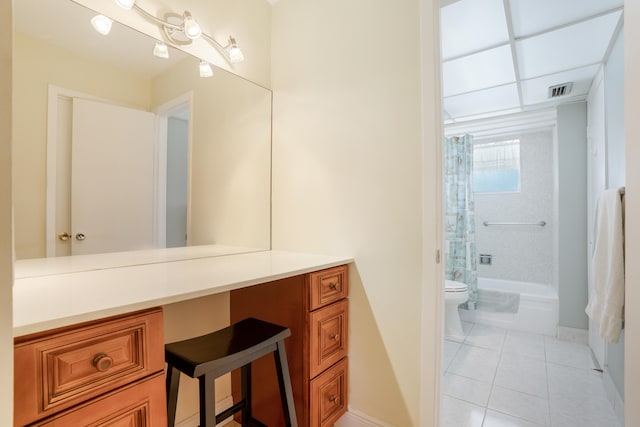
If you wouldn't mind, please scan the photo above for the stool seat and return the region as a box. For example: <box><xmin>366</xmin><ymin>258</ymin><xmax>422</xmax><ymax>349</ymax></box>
<box><xmin>165</xmin><ymin>317</ymin><xmax>298</xmax><ymax>427</ymax></box>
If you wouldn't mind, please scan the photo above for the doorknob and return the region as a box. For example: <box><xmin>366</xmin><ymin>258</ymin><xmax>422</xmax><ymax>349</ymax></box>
<box><xmin>75</xmin><ymin>233</ymin><xmax>86</xmax><ymax>241</ymax></box>
<box><xmin>57</xmin><ymin>232</ymin><xmax>71</xmax><ymax>241</ymax></box>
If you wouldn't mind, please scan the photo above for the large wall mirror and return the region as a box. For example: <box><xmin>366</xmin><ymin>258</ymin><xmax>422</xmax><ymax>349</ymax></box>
<box><xmin>13</xmin><ymin>0</ymin><xmax>271</xmax><ymax>263</ymax></box>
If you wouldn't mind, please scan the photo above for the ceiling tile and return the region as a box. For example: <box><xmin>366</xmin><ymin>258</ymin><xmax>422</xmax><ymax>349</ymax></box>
<box><xmin>443</xmin><ymin>84</ymin><xmax>520</xmax><ymax>119</ymax></box>
<box><xmin>442</xmin><ymin>45</ymin><xmax>515</xmax><ymax>97</ymax></box>
<box><xmin>440</xmin><ymin>0</ymin><xmax>509</xmax><ymax>60</ymax></box>
<box><xmin>516</xmin><ymin>11</ymin><xmax>621</xmax><ymax>79</ymax></box>
<box><xmin>521</xmin><ymin>64</ymin><xmax>600</xmax><ymax>106</ymax></box>
<box><xmin>510</xmin><ymin>0</ymin><xmax>623</xmax><ymax>38</ymax></box>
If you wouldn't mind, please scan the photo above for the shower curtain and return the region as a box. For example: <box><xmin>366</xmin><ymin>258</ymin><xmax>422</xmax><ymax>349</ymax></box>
<box><xmin>444</xmin><ymin>134</ymin><xmax>478</xmax><ymax>306</ymax></box>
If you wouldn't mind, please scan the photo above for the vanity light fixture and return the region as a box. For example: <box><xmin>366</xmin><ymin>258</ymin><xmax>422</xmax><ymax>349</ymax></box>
<box><xmin>91</xmin><ymin>14</ymin><xmax>113</xmax><ymax>35</ymax></box>
<box><xmin>199</xmin><ymin>60</ymin><xmax>214</xmax><ymax>78</ymax></box>
<box><xmin>113</xmin><ymin>0</ymin><xmax>245</xmax><ymax>65</ymax></box>
<box><xmin>153</xmin><ymin>41</ymin><xmax>169</xmax><ymax>58</ymax></box>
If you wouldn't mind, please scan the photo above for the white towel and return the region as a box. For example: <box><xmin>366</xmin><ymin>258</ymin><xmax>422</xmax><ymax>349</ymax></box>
<box><xmin>585</xmin><ymin>188</ymin><xmax>625</xmax><ymax>343</ymax></box>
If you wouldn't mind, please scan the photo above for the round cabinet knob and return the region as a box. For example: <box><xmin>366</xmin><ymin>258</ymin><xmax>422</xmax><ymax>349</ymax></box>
<box><xmin>328</xmin><ymin>394</ymin><xmax>340</xmax><ymax>404</ymax></box>
<box><xmin>57</xmin><ymin>232</ymin><xmax>71</xmax><ymax>241</ymax></box>
<box><xmin>75</xmin><ymin>233</ymin><xmax>86</xmax><ymax>241</ymax></box>
<box><xmin>329</xmin><ymin>282</ymin><xmax>339</xmax><ymax>291</ymax></box>
<box><xmin>329</xmin><ymin>333</ymin><xmax>340</xmax><ymax>341</ymax></box>
<box><xmin>92</xmin><ymin>353</ymin><xmax>113</xmax><ymax>372</ymax></box>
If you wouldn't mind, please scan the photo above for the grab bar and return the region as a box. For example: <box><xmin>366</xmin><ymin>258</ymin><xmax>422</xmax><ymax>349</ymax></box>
<box><xmin>483</xmin><ymin>221</ymin><xmax>546</xmax><ymax>227</ymax></box>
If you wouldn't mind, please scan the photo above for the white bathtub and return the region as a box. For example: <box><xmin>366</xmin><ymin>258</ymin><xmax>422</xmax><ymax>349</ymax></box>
<box><xmin>459</xmin><ymin>277</ymin><xmax>558</xmax><ymax>336</ymax></box>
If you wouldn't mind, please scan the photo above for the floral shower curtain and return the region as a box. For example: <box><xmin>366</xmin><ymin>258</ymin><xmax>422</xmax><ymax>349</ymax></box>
<box><xmin>444</xmin><ymin>134</ymin><xmax>478</xmax><ymax>306</ymax></box>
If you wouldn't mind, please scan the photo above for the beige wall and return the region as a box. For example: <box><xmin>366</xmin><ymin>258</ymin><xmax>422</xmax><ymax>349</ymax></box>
<box><xmin>75</xmin><ymin>0</ymin><xmax>272</xmax><ymax>88</ymax></box>
<box><xmin>163</xmin><ymin>293</ymin><xmax>231</xmax><ymax>422</ymax></box>
<box><xmin>625</xmin><ymin>1</ymin><xmax>640</xmax><ymax>424</ymax></box>
<box><xmin>12</xmin><ymin>33</ymin><xmax>151</xmax><ymax>259</ymax></box>
<box><xmin>153</xmin><ymin>58</ymin><xmax>273</xmax><ymax>422</ymax></box>
<box><xmin>1</xmin><ymin>1</ymin><xmax>13</xmax><ymax>425</ymax></box>
<box><xmin>271</xmin><ymin>0</ymin><xmax>441</xmax><ymax>424</ymax></box>
<box><xmin>152</xmin><ymin>57</ymin><xmax>272</xmax><ymax>249</ymax></box>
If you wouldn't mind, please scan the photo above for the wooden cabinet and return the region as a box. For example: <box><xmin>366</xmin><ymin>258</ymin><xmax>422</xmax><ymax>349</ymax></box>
<box><xmin>230</xmin><ymin>264</ymin><xmax>349</xmax><ymax>427</ymax></box>
<box><xmin>14</xmin><ymin>308</ymin><xmax>166</xmax><ymax>426</ymax></box>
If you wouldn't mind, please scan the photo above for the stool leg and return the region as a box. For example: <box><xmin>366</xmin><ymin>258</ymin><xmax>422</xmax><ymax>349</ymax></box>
<box><xmin>166</xmin><ymin>365</ymin><xmax>180</xmax><ymax>427</ymax></box>
<box><xmin>241</xmin><ymin>363</ymin><xmax>251</xmax><ymax>426</ymax></box>
<box><xmin>199</xmin><ymin>374</ymin><xmax>216</xmax><ymax>427</ymax></box>
<box><xmin>274</xmin><ymin>340</ymin><xmax>298</xmax><ymax>427</ymax></box>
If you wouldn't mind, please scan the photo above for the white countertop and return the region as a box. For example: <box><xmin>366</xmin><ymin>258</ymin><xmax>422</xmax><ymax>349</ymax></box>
<box><xmin>13</xmin><ymin>249</ymin><xmax>353</xmax><ymax>337</ymax></box>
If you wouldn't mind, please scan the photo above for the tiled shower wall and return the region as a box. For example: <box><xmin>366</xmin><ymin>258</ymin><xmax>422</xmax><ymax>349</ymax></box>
<box><xmin>474</xmin><ymin>129</ymin><xmax>554</xmax><ymax>285</ymax></box>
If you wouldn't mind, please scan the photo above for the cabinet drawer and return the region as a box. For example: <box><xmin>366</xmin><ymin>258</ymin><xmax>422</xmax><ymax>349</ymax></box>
<box><xmin>31</xmin><ymin>372</ymin><xmax>167</xmax><ymax>427</ymax></box>
<box><xmin>310</xmin><ymin>357</ymin><xmax>348</xmax><ymax>427</ymax></box>
<box><xmin>309</xmin><ymin>299</ymin><xmax>348</xmax><ymax>379</ymax></box>
<box><xmin>309</xmin><ymin>265</ymin><xmax>348</xmax><ymax>311</ymax></box>
<box><xmin>15</xmin><ymin>308</ymin><xmax>164</xmax><ymax>426</ymax></box>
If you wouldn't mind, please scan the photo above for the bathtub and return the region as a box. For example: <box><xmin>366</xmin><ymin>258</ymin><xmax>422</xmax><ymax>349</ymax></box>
<box><xmin>459</xmin><ymin>277</ymin><xmax>558</xmax><ymax>336</ymax></box>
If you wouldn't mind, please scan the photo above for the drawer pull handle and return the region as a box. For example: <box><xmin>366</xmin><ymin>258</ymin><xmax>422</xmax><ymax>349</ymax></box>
<box><xmin>328</xmin><ymin>282</ymin><xmax>339</xmax><ymax>291</ymax></box>
<box><xmin>329</xmin><ymin>333</ymin><xmax>340</xmax><ymax>341</ymax></box>
<box><xmin>92</xmin><ymin>353</ymin><xmax>113</xmax><ymax>372</ymax></box>
<box><xmin>328</xmin><ymin>394</ymin><xmax>340</xmax><ymax>404</ymax></box>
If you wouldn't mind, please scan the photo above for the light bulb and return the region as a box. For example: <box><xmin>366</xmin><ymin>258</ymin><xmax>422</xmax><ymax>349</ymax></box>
<box><xmin>153</xmin><ymin>41</ymin><xmax>169</xmax><ymax>59</ymax></box>
<box><xmin>199</xmin><ymin>60</ymin><xmax>213</xmax><ymax>78</ymax></box>
<box><xmin>114</xmin><ymin>0</ymin><xmax>135</xmax><ymax>10</ymax></box>
<box><xmin>183</xmin><ymin>11</ymin><xmax>201</xmax><ymax>39</ymax></box>
<box><xmin>91</xmin><ymin>15</ymin><xmax>113</xmax><ymax>35</ymax></box>
<box><xmin>227</xmin><ymin>37</ymin><xmax>244</xmax><ymax>63</ymax></box>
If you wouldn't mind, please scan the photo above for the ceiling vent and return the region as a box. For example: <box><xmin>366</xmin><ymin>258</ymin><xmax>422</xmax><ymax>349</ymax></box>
<box><xmin>548</xmin><ymin>82</ymin><xmax>573</xmax><ymax>98</ymax></box>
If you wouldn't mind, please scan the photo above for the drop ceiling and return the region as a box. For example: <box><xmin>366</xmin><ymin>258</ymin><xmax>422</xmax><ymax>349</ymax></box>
<box><xmin>440</xmin><ymin>0</ymin><xmax>623</xmax><ymax>124</ymax></box>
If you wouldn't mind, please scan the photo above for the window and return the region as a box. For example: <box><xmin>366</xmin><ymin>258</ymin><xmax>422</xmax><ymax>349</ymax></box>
<box><xmin>473</xmin><ymin>139</ymin><xmax>520</xmax><ymax>192</ymax></box>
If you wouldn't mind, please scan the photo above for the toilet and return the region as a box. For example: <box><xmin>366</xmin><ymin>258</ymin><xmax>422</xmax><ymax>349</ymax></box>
<box><xmin>445</xmin><ymin>280</ymin><xmax>469</xmax><ymax>338</ymax></box>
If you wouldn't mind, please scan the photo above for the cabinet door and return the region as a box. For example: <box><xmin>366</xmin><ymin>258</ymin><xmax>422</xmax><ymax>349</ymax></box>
<box><xmin>309</xmin><ymin>265</ymin><xmax>348</xmax><ymax>310</ymax></box>
<box><xmin>14</xmin><ymin>308</ymin><xmax>164</xmax><ymax>426</ymax></box>
<box><xmin>31</xmin><ymin>373</ymin><xmax>166</xmax><ymax>427</ymax></box>
<box><xmin>310</xmin><ymin>358</ymin><xmax>348</xmax><ymax>427</ymax></box>
<box><xmin>309</xmin><ymin>299</ymin><xmax>348</xmax><ymax>379</ymax></box>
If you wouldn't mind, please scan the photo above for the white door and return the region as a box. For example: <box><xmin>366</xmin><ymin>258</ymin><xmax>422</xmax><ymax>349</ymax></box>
<box><xmin>71</xmin><ymin>98</ymin><xmax>156</xmax><ymax>255</ymax></box>
<box><xmin>587</xmin><ymin>72</ymin><xmax>607</xmax><ymax>367</ymax></box>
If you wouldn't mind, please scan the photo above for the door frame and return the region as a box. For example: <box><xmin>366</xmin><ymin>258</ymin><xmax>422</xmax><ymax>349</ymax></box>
<box><xmin>586</xmin><ymin>68</ymin><xmax>608</xmax><ymax>368</ymax></box>
<box><xmin>153</xmin><ymin>92</ymin><xmax>194</xmax><ymax>248</ymax></box>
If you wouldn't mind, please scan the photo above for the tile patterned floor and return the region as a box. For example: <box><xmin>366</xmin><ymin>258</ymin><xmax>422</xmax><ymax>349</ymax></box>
<box><xmin>442</xmin><ymin>322</ymin><xmax>622</xmax><ymax>427</ymax></box>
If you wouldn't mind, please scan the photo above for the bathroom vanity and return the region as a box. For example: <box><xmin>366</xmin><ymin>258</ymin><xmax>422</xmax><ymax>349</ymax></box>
<box><xmin>13</xmin><ymin>248</ymin><xmax>352</xmax><ymax>426</ymax></box>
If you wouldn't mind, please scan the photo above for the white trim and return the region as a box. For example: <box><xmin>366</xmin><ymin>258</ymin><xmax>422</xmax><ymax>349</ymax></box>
<box><xmin>420</xmin><ymin>0</ymin><xmax>445</xmax><ymax>426</ymax></box>
<box><xmin>445</xmin><ymin>109</ymin><xmax>557</xmax><ymax>138</ymax></box>
<box><xmin>174</xmin><ymin>395</ymin><xmax>235</xmax><ymax>427</ymax></box>
<box><xmin>334</xmin><ymin>408</ymin><xmax>392</xmax><ymax>427</ymax></box>
<box><xmin>153</xmin><ymin>91</ymin><xmax>193</xmax><ymax>248</ymax></box>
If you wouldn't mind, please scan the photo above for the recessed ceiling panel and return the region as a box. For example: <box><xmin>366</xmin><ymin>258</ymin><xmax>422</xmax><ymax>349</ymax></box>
<box><xmin>443</xmin><ymin>84</ymin><xmax>520</xmax><ymax>119</ymax></box>
<box><xmin>510</xmin><ymin>0</ymin><xmax>623</xmax><ymax>38</ymax></box>
<box><xmin>521</xmin><ymin>64</ymin><xmax>600</xmax><ymax>106</ymax></box>
<box><xmin>440</xmin><ymin>0</ymin><xmax>509</xmax><ymax>60</ymax></box>
<box><xmin>442</xmin><ymin>45</ymin><xmax>515</xmax><ymax>97</ymax></box>
<box><xmin>516</xmin><ymin>11</ymin><xmax>621</xmax><ymax>79</ymax></box>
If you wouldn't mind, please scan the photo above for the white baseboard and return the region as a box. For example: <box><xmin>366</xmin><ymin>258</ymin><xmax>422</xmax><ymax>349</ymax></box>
<box><xmin>603</xmin><ymin>370</ymin><xmax>624</xmax><ymax>426</ymax></box>
<box><xmin>175</xmin><ymin>395</ymin><xmax>235</xmax><ymax>427</ymax></box>
<box><xmin>556</xmin><ymin>326</ymin><xmax>588</xmax><ymax>344</ymax></box>
<box><xmin>334</xmin><ymin>408</ymin><xmax>392</xmax><ymax>427</ymax></box>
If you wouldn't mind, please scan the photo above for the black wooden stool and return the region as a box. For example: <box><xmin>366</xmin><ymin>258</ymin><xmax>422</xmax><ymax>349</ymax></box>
<box><xmin>165</xmin><ymin>317</ymin><xmax>298</xmax><ymax>427</ymax></box>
